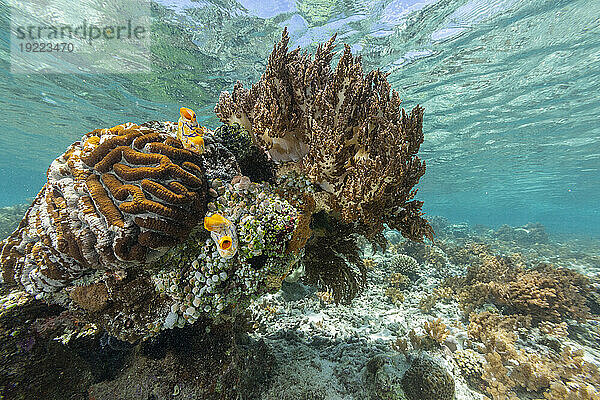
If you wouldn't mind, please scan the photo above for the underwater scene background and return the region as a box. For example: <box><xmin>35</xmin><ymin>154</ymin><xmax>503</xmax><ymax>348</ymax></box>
<box><xmin>1</xmin><ymin>0</ymin><xmax>599</xmax><ymax>235</ymax></box>
<box><xmin>1</xmin><ymin>1</ymin><xmax>600</xmax><ymax>400</ymax></box>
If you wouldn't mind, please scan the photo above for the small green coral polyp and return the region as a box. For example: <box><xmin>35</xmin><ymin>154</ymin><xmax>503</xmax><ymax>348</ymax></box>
<box><xmin>152</xmin><ymin>175</ymin><xmax>298</xmax><ymax>332</ymax></box>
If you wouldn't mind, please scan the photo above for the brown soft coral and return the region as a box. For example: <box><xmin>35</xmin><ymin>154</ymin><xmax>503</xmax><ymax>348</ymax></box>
<box><xmin>423</xmin><ymin>318</ymin><xmax>449</xmax><ymax>344</ymax></box>
<box><xmin>468</xmin><ymin>311</ymin><xmax>528</xmax><ymax>359</ymax></box>
<box><xmin>447</xmin><ymin>251</ymin><xmax>592</xmax><ymax>322</ymax></box>
<box><xmin>492</xmin><ymin>265</ymin><xmax>591</xmax><ymax>322</ymax></box>
<box><xmin>215</xmin><ymin>28</ymin><xmax>432</xmax><ymax>241</ymax></box>
<box><xmin>468</xmin><ymin>312</ymin><xmax>600</xmax><ymax>400</ymax></box>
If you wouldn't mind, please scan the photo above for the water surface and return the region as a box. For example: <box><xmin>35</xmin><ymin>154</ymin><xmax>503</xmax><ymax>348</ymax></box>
<box><xmin>0</xmin><ymin>0</ymin><xmax>598</xmax><ymax>235</ymax></box>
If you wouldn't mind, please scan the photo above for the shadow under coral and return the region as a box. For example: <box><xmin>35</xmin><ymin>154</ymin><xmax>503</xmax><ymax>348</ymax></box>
<box><xmin>89</xmin><ymin>315</ymin><xmax>274</xmax><ymax>400</ymax></box>
<box><xmin>0</xmin><ymin>288</ymin><xmax>274</xmax><ymax>400</ymax></box>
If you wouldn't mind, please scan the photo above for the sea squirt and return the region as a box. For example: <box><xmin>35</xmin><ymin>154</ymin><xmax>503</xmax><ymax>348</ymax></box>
<box><xmin>177</xmin><ymin>107</ymin><xmax>205</xmax><ymax>153</ymax></box>
<box><xmin>203</xmin><ymin>213</ymin><xmax>238</xmax><ymax>259</ymax></box>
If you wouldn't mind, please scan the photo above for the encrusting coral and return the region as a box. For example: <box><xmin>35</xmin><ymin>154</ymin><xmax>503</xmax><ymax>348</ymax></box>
<box><xmin>151</xmin><ymin>174</ymin><xmax>299</xmax><ymax>333</ymax></box>
<box><xmin>0</xmin><ymin>29</ymin><xmax>434</xmax><ymax>340</ymax></box>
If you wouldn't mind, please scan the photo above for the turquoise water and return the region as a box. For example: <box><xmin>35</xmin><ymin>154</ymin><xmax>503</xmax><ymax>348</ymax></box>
<box><xmin>0</xmin><ymin>0</ymin><xmax>599</xmax><ymax>235</ymax></box>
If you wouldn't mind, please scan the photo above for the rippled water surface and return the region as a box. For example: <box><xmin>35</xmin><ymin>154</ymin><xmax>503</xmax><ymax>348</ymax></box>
<box><xmin>1</xmin><ymin>0</ymin><xmax>599</xmax><ymax>235</ymax></box>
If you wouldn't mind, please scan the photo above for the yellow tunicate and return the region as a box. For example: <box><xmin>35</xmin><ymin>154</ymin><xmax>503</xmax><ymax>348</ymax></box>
<box><xmin>180</xmin><ymin>107</ymin><xmax>196</xmax><ymax>121</ymax></box>
<box><xmin>188</xmin><ymin>135</ymin><xmax>205</xmax><ymax>151</ymax></box>
<box><xmin>204</xmin><ymin>213</ymin><xmax>232</xmax><ymax>231</ymax></box>
<box><xmin>177</xmin><ymin>107</ymin><xmax>205</xmax><ymax>153</ymax></box>
<box><xmin>219</xmin><ymin>235</ymin><xmax>233</xmax><ymax>250</ymax></box>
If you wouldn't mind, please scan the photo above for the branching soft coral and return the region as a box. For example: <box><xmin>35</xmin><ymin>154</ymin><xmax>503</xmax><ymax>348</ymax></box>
<box><xmin>468</xmin><ymin>312</ymin><xmax>600</xmax><ymax>400</ymax></box>
<box><xmin>447</xmin><ymin>252</ymin><xmax>592</xmax><ymax>322</ymax></box>
<box><xmin>215</xmin><ymin>28</ymin><xmax>432</xmax><ymax>241</ymax></box>
<box><xmin>423</xmin><ymin>318</ymin><xmax>449</xmax><ymax>344</ymax></box>
<box><xmin>467</xmin><ymin>311</ymin><xmax>528</xmax><ymax>358</ymax></box>
<box><xmin>493</xmin><ymin>265</ymin><xmax>591</xmax><ymax>322</ymax></box>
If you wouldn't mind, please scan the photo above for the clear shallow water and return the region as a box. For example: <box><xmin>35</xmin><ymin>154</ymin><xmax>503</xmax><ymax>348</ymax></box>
<box><xmin>0</xmin><ymin>0</ymin><xmax>598</xmax><ymax>235</ymax></box>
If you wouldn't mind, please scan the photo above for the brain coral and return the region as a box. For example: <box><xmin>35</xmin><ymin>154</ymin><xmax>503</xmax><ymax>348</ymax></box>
<box><xmin>0</xmin><ymin>120</ymin><xmax>303</xmax><ymax>342</ymax></box>
<box><xmin>0</xmin><ymin>122</ymin><xmax>206</xmax><ymax>297</ymax></box>
<box><xmin>401</xmin><ymin>355</ymin><xmax>455</xmax><ymax>400</ymax></box>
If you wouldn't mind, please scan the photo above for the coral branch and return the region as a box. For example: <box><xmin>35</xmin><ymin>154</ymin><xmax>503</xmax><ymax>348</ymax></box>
<box><xmin>215</xmin><ymin>28</ymin><xmax>432</xmax><ymax>241</ymax></box>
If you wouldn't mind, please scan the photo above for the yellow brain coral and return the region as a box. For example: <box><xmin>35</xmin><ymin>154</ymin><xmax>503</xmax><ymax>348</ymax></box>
<box><xmin>0</xmin><ymin>122</ymin><xmax>206</xmax><ymax>296</ymax></box>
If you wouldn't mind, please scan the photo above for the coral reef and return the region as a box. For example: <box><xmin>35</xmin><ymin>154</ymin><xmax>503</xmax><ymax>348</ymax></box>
<box><xmin>151</xmin><ymin>174</ymin><xmax>299</xmax><ymax>332</ymax></box>
<box><xmin>383</xmin><ymin>225</ymin><xmax>600</xmax><ymax>400</ymax></box>
<box><xmin>1</xmin><ymin>122</ymin><xmax>206</xmax><ymax>297</ymax></box>
<box><xmin>401</xmin><ymin>354</ymin><xmax>455</xmax><ymax>400</ymax></box>
<box><xmin>467</xmin><ymin>311</ymin><xmax>600</xmax><ymax>400</ymax></box>
<box><xmin>0</xmin><ymin>119</ymin><xmax>301</xmax><ymax>342</ymax></box>
<box><xmin>4</xmin><ymin>23</ymin><xmax>600</xmax><ymax>400</ymax></box>
<box><xmin>0</xmin><ymin>29</ymin><xmax>436</xmax><ymax>342</ymax></box>
<box><xmin>215</xmin><ymin>28</ymin><xmax>433</xmax><ymax>242</ymax></box>
<box><xmin>493</xmin><ymin>222</ymin><xmax>549</xmax><ymax>245</ymax></box>
<box><xmin>446</xmin><ymin>252</ymin><xmax>593</xmax><ymax>322</ymax></box>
